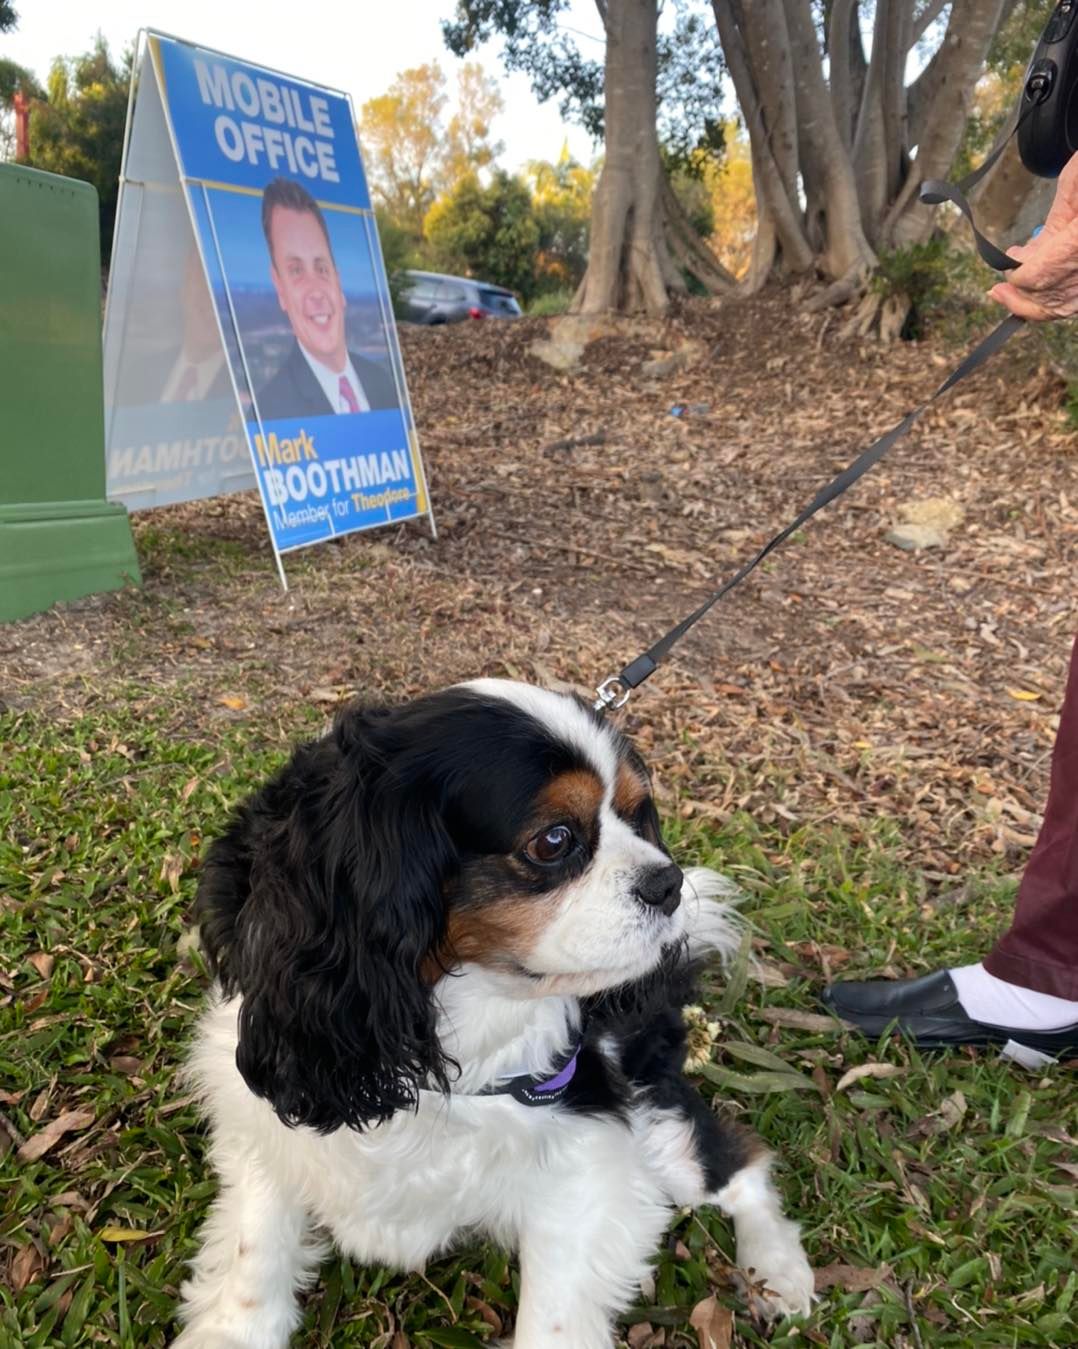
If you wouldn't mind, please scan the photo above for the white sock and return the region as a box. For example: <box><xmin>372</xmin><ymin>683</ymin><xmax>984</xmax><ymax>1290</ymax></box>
<box><xmin>950</xmin><ymin>963</ymin><xmax>1078</xmax><ymax>1031</ymax></box>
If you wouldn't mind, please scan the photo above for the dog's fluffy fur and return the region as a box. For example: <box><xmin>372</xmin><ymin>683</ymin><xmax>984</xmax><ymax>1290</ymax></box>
<box><xmin>175</xmin><ymin>680</ymin><xmax>813</xmax><ymax>1347</ymax></box>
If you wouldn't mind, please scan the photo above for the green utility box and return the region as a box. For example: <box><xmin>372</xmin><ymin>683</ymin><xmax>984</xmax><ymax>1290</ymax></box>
<box><xmin>0</xmin><ymin>163</ymin><xmax>140</xmax><ymax>622</ymax></box>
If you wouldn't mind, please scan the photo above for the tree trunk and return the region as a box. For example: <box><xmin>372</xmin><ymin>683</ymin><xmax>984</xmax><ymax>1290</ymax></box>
<box><xmin>851</xmin><ymin>0</ymin><xmax>898</xmax><ymax>239</ymax></box>
<box><xmin>571</xmin><ymin>0</ymin><xmax>669</xmax><ymax>314</ymax></box>
<box><xmin>711</xmin><ymin>0</ymin><xmax>814</xmax><ymax>291</ymax></box>
<box><xmin>967</xmin><ymin>134</ymin><xmax>1054</xmax><ymax>250</ymax></box>
<box><xmin>712</xmin><ymin>0</ymin><xmax>1018</xmax><ymax>330</ymax></box>
<box><xmin>827</xmin><ymin>0</ymin><xmax>860</xmax><ymax>152</ymax></box>
<box><xmin>784</xmin><ymin>0</ymin><xmax>875</xmax><ymax>283</ymax></box>
<box><xmin>884</xmin><ymin>0</ymin><xmax>1007</xmax><ymax>248</ymax></box>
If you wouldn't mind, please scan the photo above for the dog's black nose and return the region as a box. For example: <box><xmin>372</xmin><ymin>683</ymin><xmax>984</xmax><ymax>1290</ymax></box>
<box><xmin>634</xmin><ymin>862</ymin><xmax>683</xmax><ymax>916</ymax></box>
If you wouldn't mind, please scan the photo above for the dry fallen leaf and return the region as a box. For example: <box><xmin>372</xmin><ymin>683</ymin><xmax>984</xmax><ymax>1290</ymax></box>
<box><xmin>308</xmin><ymin>686</ymin><xmax>345</xmax><ymax>704</ymax></box>
<box><xmin>10</xmin><ymin>1242</ymin><xmax>45</xmax><ymax>1292</ymax></box>
<box><xmin>50</xmin><ymin>1190</ymin><xmax>88</xmax><ymax>1209</ymax></box>
<box><xmin>689</xmin><ymin>1294</ymin><xmax>733</xmax><ymax>1349</ymax></box>
<box><xmin>814</xmin><ymin>1262</ymin><xmax>892</xmax><ymax>1293</ymax></box>
<box><xmin>835</xmin><ymin>1062</ymin><xmax>904</xmax><ymax>1093</ymax></box>
<box><xmin>17</xmin><ymin>1109</ymin><xmax>95</xmax><ymax>1163</ymax></box>
<box><xmin>910</xmin><ymin>1088</ymin><xmax>968</xmax><ymax>1137</ymax></box>
<box><xmin>464</xmin><ymin>1295</ymin><xmax>503</xmax><ymax>1335</ymax></box>
<box><xmin>758</xmin><ymin>1007</ymin><xmax>850</xmax><ymax>1033</ymax></box>
<box><xmin>752</xmin><ymin>960</ymin><xmax>790</xmax><ymax>989</ymax></box>
<box><xmin>218</xmin><ymin>694</ymin><xmax>248</xmax><ymax>711</ymax></box>
<box><xmin>847</xmin><ymin>1287</ymin><xmax>884</xmax><ymax>1343</ymax></box>
<box><xmin>1006</xmin><ymin>688</ymin><xmax>1042</xmax><ymax>701</ymax></box>
<box><xmin>27</xmin><ymin>952</ymin><xmax>54</xmax><ymax>980</ymax></box>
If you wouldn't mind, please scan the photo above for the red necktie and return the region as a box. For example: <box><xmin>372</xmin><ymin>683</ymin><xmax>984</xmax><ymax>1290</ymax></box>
<box><xmin>338</xmin><ymin>375</ymin><xmax>359</xmax><ymax>413</ymax></box>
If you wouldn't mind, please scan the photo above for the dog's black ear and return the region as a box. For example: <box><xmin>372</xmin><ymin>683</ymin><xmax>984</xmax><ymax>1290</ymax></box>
<box><xmin>195</xmin><ymin>707</ymin><xmax>457</xmax><ymax>1133</ymax></box>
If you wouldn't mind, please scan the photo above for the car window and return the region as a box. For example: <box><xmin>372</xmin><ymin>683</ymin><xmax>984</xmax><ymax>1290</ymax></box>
<box><xmin>478</xmin><ymin>289</ymin><xmax>522</xmax><ymax>315</ymax></box>
<box><xmin>405</xmin><ymin>276</ymin><xmax>439</xmax><ymax>301</ymax></box>
<box><xmin>435</xmin><ymin>281</ymin><xmax>467</xmax><ymax>302</ymax></box>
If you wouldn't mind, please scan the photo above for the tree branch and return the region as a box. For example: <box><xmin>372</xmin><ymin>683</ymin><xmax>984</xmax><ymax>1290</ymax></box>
<box><xmin>909</xmin><ymin>0</ymin><xmax>948</xmax><ymax>48</ymax></box>
<box><xmin>713</xmin><ymin>0</ymin><xmax>814</xmax><ymax>276</ymax></box>
<box><xmin>828</xmin><ymin>0</ymin><xmax>858</xmax><ymax>150</ymax></box>
<box><xmin>887</xmin><ymin>0</ymin><xmax>1008</xmax><ymax>246</ymax></box>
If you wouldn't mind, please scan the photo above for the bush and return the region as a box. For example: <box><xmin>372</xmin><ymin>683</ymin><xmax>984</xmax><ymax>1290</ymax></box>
<box><xmin>375</xmin><ymin>211</ymin><xmax>422</xmax><ymax>315</ymax></box>
<box><xmin>527</xmin><ymin>288</ymin><xmax>573</xmax><ymax>317</ymax></box>
<box><xmin>871</xmin><ymin>236</ymin><xmax>957</xmax><ymax>337</ymax></box>
<box><xmin>904</xmin><ymin>230</ymin><xmax>1078</xmax><ymax>427</ymax></box>
<box><xmin>424</xmin><ymin>170</ymin><xmax>540</xmax><ymax>301</ymax></box>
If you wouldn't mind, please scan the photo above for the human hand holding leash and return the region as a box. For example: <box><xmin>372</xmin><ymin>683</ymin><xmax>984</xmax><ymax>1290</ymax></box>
<box><xmin>989</xmin><ymin>151</ymin><xmax>1078</xmax><ymax>319</ymax></box>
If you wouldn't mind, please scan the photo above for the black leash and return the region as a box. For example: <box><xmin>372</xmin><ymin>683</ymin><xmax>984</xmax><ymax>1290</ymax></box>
<box><xmin>594</xmin><ymin>74</ymin><xmax>1054</xmax><ymax>716</ymax></box>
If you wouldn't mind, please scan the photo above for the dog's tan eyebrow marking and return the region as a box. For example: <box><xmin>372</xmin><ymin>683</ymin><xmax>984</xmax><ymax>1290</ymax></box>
<box><xmin>536</xmin><ymin>768</ymin><xmax>605</xmax><ymax>824</ymax></box>
<box><xmin>613</xmin><ymin>761</ymin><xmax>649</xmax><ymax>819</ymax></box>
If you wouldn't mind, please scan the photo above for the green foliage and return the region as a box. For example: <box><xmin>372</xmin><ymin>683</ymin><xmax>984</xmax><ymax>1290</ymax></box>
<box><xmin>24</xmin><ymin>37</ymin><xmax>130</xmax><ymax>266</ymax></box>
<box><xmin>374</xmin><ymin>208</ymin><xmax>422</xmax><ymax>311</ymax></box>
<box><xmin>871</xmin><ymin>236</ymin><xmax>959</xmax><ymax>335</ymax></box>
<box><xmin>668</xmin><ymin>162</ymin><xmax>715</xmax><ymax>239</ymax></box>
<box><xmin>424</xmin><ymin>170</ymin><xmax>540</xmax><ymax>300</ymax></box>
<box><xmin>526</xmin><ymin>287</ymin><xmax>573</xmax><ymax>315</ymax></box>
<box><xmin>1033</xmin><ymin>321</ymin><xmax>1078</xmax><ymax>428</ymax></box>
<box><xmin>443</xmin><ymin>0</ymin><xmax>727</xmax><ymax>166</ymax></box>
<box><xmin>525</xmin><ymin>144</ymin><xmax>594</xmax><ymax>294</ymax></box>
<box><xmin>0</xmin><ymin>56</ymin><xmax>42</xmax><ymax>159</ymax></box>
<box><xmin>360</xmin><ymin>62</ymin><xmax>503</xmax><ymax>245</ymax></box>
<box><xmin>0</xmin><ymin>0</ymin><xmax>17</xmax><ymax>34</ymax></box>
<box><xmin>954</xmin><ymin>0</ymin><xmax>1048</xmax><ymax>179</ymax></box>
<box><xmin>881</xmin><ymin>225</ymin><xmax>1078</xmax><ymax>428</ymax></box>
<box><xmin>0</xmin><ymin>56</ymin><xmax>41</xmax><ymax>105</ymax></box>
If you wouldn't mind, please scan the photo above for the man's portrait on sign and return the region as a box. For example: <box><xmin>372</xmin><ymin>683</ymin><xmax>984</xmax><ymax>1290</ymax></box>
<box><xmin>256</xmin><ymin>177</ymin><xmax>398</xmax><ymax>419</ymax></box>
<box><xmin>199</xmin><ymin>175</ymin><xmax>399</xmax><ymax>426</ymax></box>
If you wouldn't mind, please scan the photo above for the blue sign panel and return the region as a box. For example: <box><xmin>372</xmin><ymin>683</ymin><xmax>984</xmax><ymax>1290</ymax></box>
<box><xmin>150</xmin><ymin>34</ymin><xmax>428</xmax><ymax>556</ymax></box>
<box><xmin>156</xmin><ymin>38</ymin><xmax>370</xmax><ymax>208</ymax></box>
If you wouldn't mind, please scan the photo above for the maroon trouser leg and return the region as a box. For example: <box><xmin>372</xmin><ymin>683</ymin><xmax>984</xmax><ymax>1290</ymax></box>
<box><xmin>984</xmin><ymin>633</ymin><xmax>1078</xmax><ymax>999</ymax></box>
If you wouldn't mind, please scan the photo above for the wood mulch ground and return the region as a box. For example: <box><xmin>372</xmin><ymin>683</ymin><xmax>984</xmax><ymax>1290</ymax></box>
<box><xmin>5</xmin><ymin>289</ymin><xmax>1077</xmax><ymax>882</ymax></box>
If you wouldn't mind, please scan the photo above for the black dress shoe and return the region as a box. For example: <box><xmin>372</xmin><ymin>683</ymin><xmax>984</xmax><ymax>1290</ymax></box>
<box><xmin>821</xmin><ymin>969</ymin><xmax>1078</xmax><ymax>1055</ymax></box>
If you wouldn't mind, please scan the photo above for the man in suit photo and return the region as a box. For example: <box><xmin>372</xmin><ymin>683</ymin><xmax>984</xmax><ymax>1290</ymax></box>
<box><xmin>256</xmin><ymin>177</ymin><xmax>398</xmax><ymax>420</ymax></box>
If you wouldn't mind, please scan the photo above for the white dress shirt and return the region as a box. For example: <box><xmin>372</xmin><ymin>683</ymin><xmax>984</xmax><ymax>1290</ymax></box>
<box><xmin>298</xmin><ymin>345</ymin><xmax>370</xmax><ymax>414</ymax></box>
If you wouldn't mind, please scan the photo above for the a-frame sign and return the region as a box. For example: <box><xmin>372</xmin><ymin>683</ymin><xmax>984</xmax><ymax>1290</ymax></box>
<box><xmin>103</xmin><ymin>31</ymin><xmax>433</xmax><ymax>587</ymax></box>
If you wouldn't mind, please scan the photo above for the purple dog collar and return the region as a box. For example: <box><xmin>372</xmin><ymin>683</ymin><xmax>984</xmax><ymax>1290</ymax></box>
<box><xmin>504</xmin><ymin>1048</ymin><xmax>580</xmax><ymax>1107</ymax></box>
<box><xmin>482</xmin><ymin>1034</ymin><xmax>583</xmax><ymax>1108</ymax></box>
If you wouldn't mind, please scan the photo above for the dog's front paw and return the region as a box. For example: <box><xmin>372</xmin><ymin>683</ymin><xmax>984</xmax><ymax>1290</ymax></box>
<box><xmin>736</xmin><ymin>1218</ymin><xmax>814</xmax><ymax>1319</ymax></box>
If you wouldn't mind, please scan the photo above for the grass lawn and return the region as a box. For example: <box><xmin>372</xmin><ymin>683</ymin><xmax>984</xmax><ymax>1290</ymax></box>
<box><xmin>1</xmin><ymin>692</ymin><xmax>1075</xmax><ymax>1348</ymax></box>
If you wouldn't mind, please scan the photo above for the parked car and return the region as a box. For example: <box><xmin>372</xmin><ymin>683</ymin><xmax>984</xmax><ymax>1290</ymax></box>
<box><xmin>396</xmin><ymin>270</ymin><xmax>522</xmax><ymax>325</ymax></box>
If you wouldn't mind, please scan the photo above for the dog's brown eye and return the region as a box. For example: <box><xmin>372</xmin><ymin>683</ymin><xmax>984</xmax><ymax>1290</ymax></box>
<box><xmin>526</xmin><ymin>824</ymin><xmax>574</xmax><ymax>864</ymax></box>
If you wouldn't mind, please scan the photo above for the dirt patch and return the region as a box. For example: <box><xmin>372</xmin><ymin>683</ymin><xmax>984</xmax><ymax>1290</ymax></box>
<box><xmin>4</xmin><ymin>289</ymin><xmax>1076</xmax><ymax>877</ymax></box>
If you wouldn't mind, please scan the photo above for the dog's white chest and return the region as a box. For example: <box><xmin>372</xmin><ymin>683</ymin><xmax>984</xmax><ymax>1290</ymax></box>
<box><xmin>290</xmin><ymin>1092</ymin><xmax>582</xmax><ymax>1266</ymax></box>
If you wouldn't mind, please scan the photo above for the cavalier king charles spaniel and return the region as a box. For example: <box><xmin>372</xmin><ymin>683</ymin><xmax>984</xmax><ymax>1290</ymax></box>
<box><xmin>174</xmin><ymin>679</ymin><xmax>813</xmax><ymax>1347</ymax></box>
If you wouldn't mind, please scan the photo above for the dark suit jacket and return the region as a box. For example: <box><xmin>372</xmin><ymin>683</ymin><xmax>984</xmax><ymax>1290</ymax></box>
<box><xmin>257</xmin><ymin>342</ymin><xmax>398</xmax><ymax>420</ymax></box>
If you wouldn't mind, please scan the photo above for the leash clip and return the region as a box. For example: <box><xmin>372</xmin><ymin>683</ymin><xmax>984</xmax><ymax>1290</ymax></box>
<box><xmin>593</xmin><ymin>675</ymin><xmax>631</xmax><ymax>714</ymax></box>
